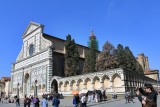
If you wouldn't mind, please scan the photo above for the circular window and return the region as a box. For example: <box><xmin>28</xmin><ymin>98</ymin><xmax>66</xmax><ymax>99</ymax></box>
<box><xmin>29</xmin><ymin>44</ymin><xmax>35</xmax><ymax>56</ymax></box>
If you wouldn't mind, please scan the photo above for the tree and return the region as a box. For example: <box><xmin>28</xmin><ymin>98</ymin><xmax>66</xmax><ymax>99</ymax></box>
<box><xmin>64</xmin><ymin>35</ymin><xmax>80</xmax><ymax>76</ymax></box>
<box><xmin>83</xmin><ymin>31</ymin><xmax>99</xmax><ymax>73</ymax></box>
<box><xmin>102</xmin><ymin>41</ymin><xmax>115</xmax><ymax>54</ymax></box>
<box><xmin>88</xmin><ymin>31</ymin><xmax>99</xmax><ymax>51</ymax></box>
<box><xmin>96</xmin><ymin>41</ymin><xmax>118</xmax><ymax>71</ymax></box>
<box><xmin>114</xmin><ymin>44</ymin><xmax>127</xmax><ymax>70</ymax></box>
<box><xmin>124</xmin><ymin>46</ymin><xmax>136</xmax><ymax>71</ymax></box>
<box><xmin>90</xmin><ymin>39</ymin><xmax>97</xmax><ymax>72</ymax></box>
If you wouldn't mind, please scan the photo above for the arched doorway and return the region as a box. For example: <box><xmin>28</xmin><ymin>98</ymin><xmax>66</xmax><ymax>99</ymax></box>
<box><xmin>24</xmin><ymin>73</ymin><xmax>30</xmax><ymax>96</ymax></box>
<box><xmin>51</xmin><ymin>79</ymin><xmax>58</xmax><ymax>93</ymax></box>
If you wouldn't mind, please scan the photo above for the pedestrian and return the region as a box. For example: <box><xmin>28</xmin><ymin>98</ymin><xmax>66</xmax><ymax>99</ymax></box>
<box><xmin>136</xmin><ymin>83</ymin><xmax>157</xmax><ymax>107</ymax></box>
<box><xmin>16</xmin><ymin>97</ymin><xmax>20</xmax><ymax>107</ymax></box>
<box><xmin>41</xmin><ymin>95</ymin><xmax>48</xmax><ymax>107</ymax></box>
<box><xmin>27</xmin><ymin>97</ymin><xmax>31</xmax><ymax>107</ymax></box>
<box><xmin>125</xmin><ymin>91</ymin><xmax>130</xmax><ymax>103</ymax></box>
<box><xmin>32</xmin><ymin>96</ymin><xmax>37</xmax><ymax>107</ymax></box>
<box><xmin>36</xmin><ymin>97</ymin><xmax>40</xmax><ymax>107</ymax></box>
<box><xmin>81</xmin><ymin>94</ymin><xmax>87</xmax><ymax>107</ymax></box>
<box><xmin>102</xmin><ymin>90</ymin><xmax>107</xmax><ymax>100</ymax></box>
<box><xmin>24</xmin><ymin>95</ymin><xmax>28</xmax><ymax>107</ymax></box>
<box><xmin>52</xmin><ymin>95</ymin><xmax>60</xmax><ymax>107</ymax></box>
<box><xmin>73</xmin><ymin>95</ymin><xmax>78</xmax><ymax>107</ymax></box>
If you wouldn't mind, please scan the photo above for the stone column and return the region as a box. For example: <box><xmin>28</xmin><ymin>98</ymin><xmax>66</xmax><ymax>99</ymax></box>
<box><xmin>91</xmin><ymin>83</ymin><xmax>95</xmax><ymax>90</ymax></box>
<box><xmin>83</xmin><ymin>84</ymin><xmax>87</xmax><ymax>89</ymax></box>
<box><xmin>100</xmin><ymin>82</ymin><xmax>104</xmax><ymax>89</ymax></box>
<box><xmin>75</xmin><ymin>85</ymin><xmax>78</xmax><ymax>90</ymax></box>
<box><xmin>110</xmin><ymin>81</ymin><xmax>113</xmax><ymax>92</ymax></box>
<box><xmin>58</xmin><ymin>85</ymin><xmax>61</xmax><ymax>92</ymax></box>
<box><xmin>69</xmin><ymin>84</ymin><xmax>73</xmax><ymax>91</ymax></box>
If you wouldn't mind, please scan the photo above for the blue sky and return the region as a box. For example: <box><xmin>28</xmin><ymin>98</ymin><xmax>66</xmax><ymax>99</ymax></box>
<box><xmin>0</xmin><ymin>0</ymin><xmax>160</xmax><ymax>78</ymax></box>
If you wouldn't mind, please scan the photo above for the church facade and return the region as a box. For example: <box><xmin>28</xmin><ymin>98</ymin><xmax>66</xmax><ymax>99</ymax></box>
<box><xmin>10</xmin><ymin>22</ymin><xmax>158</xmax><ymax>98</ymax></box>
<box><xmin>10</xmin><ymin>22</ymin><xmax>91</xmax><ymax>98</ymax></box>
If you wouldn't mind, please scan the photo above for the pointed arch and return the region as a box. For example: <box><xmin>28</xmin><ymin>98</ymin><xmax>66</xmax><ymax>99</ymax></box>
<box><xmin>112</xmin><ymin>73</ymin><xmax>122</xmax><ymax>87</ymax></box>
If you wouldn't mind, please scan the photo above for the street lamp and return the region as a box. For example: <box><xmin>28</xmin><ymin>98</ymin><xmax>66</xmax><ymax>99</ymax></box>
<box><xmin>17</xmin><ymin>83</ymin><xmax>20</xmax><ymax>98</ymax></box>
<box><xmin>34</xmin><ymin>80</ymin><xmax>38</xmax><ymax>97</ymax></box>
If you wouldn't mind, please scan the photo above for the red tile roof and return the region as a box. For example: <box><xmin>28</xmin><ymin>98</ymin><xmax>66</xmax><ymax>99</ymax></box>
<box><xmin>1</xmin><ymin>77</ymin><xmax>11</xmax><ymax>82</ymax></box>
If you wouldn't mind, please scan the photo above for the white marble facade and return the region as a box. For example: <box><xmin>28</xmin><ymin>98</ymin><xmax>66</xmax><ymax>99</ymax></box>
<box><xmin>11</xmin><ymin>22</ymin><xmax>52</xmax><ymax>98</ymax></box>
<box><xmin>50</xmin><ymin>68</ymin><xmax>126</xmax><ymax>95</ymax></box>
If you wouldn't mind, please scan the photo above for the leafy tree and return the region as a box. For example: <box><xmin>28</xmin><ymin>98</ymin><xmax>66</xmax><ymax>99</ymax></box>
<box><xmin>96</xmin><ymin>41</ymin><xmax>118</xmax><ymax>71</ymax></box>
<box><xmin>64</xmin><ymin>35</ymin><xmax>80</xmax><ymax>76</ymax></box>
<box><xmin>102</xmin><ymin>41</ymin><xmax>115</xmax><ymax>54</ymax></box>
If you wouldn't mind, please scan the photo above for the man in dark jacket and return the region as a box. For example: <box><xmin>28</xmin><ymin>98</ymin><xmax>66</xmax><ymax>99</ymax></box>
<box><xmin>136</xmin><ymin>83</ymin><xmax>157</xmax><ymax>107</ymax></box>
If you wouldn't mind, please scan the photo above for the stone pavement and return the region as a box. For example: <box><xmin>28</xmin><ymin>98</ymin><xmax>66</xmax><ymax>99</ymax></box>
<box><xmin>0</xmin><ymin>96</ymin><xmax>160</xmax><ymax>107</ymax></box>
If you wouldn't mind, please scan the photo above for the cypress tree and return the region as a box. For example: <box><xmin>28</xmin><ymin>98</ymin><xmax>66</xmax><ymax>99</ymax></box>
<box><xmin>114</xmin><ymin>44</ymin><xmax>127</xmax><ymax>70</ymax></box>
<box><xmin>124</xmin><ymin>46</ymin><xmax>136</xmax><ymax>71</ymax></box>
<box><xmin>83</xmin><ymin>31</ymin><xmax>99</xmax><ymax>73</ymax></box>
<box><xmin>64</xmin><ymin>35</ymin><xmax>79</xmax><ymax>76</ymax></box>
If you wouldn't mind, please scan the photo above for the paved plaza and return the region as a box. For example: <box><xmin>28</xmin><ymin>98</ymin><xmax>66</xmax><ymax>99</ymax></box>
<box><xmin>0</xmin><ymin>96</ymin><xmax>160</xmax><ymax>107</ymax></box>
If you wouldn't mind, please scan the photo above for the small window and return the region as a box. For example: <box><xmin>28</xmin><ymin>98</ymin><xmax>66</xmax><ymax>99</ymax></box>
<box><xmin>29</xmin><ymin>44</ymin><xmax>35</xmax><ymax>56</ymax></box>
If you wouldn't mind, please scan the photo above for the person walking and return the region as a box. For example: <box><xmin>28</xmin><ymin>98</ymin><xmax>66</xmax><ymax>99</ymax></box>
<box><xmin>32</xmin><ymin>96</ymin><xmax>37</xmax><ymax>107</ymax></box>
<box><xmin>73</xmin><ymin>95</ymin><xmax>78</xmax><ymax>107</ymax></box>
<box><xmin>16</xmin><ymin>97</ymin><xmax>20</xmax><ymax>107</ymax></box>
<box><xmin>125</xmin><ymin>91</ymin><xmax>130</xmax><ymax>104</ymax></box>
<box><xmin>27</xmin><ymin>97</ymin><xmax>31</xmax><ymax>107</ymax></box>
<box><xmin>52</xmin><ymin>95</ymin><xmax>60</xmax><ymax>107</ymax></box>
<box><xmin>81</xmin><ymin>94</ymin><xmax>87</xmax><ymax>107</ymax></box>
<box><xmin>36</xmin><ymin>97</ymin><xmax>40</xmax><ymax>107</ymax></box>
<box><xmin>41</xmin><ymin>96</ymin><xmax>48</xmax><ymax>107</ymax></box>
<box><xmin>24</xmin><ymin>95</ymin><xmax>28</xmax><ymax>107</ymax></box>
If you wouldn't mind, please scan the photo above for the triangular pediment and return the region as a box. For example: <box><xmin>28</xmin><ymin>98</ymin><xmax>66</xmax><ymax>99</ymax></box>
<box><xmin>22</xmin><ymin>21</ymin><xmax>43</xmax><ymax>38</ymax></box>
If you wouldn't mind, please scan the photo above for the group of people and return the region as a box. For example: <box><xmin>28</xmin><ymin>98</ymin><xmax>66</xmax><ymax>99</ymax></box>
<box><xmin>2</xmin><ymin>84</ymin><xmax>158</xmax><ymax>107</ymax></box>
<box><xmin>0</xmin><ymin>97</ymin><xmax>14</xmax><ymax>104</ymax></box>
<box><xmin>73</xmin><ymin>94</ymin><xmax>87</xmax><ymax>107</ymax></box>
<box><xmin>72</xmin><ymin>90</ymin><xmax>107</xmax><ymax>107</ymax></box>
<box><xmin>13</xmin><ymin>93</ymin><xmax>61</xmax><ymax>107</ymax></box>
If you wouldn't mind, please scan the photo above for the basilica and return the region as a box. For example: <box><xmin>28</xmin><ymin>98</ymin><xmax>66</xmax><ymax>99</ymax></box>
<box><xmin>10</xmin><ymin>22</ymin><xmax>159</xmax><ymax>98</ymax></box>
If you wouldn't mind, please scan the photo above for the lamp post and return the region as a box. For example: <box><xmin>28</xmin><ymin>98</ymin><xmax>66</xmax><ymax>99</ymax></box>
<box><xmin>17</xmin><ymin>83</ymin><xmax>19</xmax><ymax>98</ymax></box>
<box><xmin>34</xmin><ymin>80</ymin><xmax>38</xmax><ymax>97</ymax></box>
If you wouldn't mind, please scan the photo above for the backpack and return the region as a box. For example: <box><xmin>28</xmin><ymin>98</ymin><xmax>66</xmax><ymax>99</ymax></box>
<box><xmin>53</xmin><ymin>98</ymin><xmax>60</xmax><ymax>105</ymax></box>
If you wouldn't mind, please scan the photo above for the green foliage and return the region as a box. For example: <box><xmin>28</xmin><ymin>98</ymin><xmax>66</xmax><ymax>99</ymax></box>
<box><xmin>90</xmin><ymin>39</ymin><xmax>97</xmax><ymax>72</ymax></box>
<box><xmin>83</xmin><ymin>34</ymin><xmax>99</xmax><ymax>73</ymax></box>
<box><xmin>124</xmin><ymin>46</ymin><xmax>136</xmax><ymax>71</ymax></box>
<box><xmin>88</xmin><ymin>38</ymin><xmax>99</xmax><ymax>51</ymax></box>
<box><xmin>64</xmin><ymin>35</ymin><xmax>80</xmax><ymax>77</ymax></box>
<box><xmin>96</xmin><ymin>41</ymin><xmax>118</xmax><ymax>71</ymax></box>
<box><xmin>114</xmin><ymin>44</ymin><xmax>127</xmax><ymax>69</ymax></box>
<box><xmin>96</xmin><ymin>42</ymin><xmax>144</xmax><ymax>74</ymax></box>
